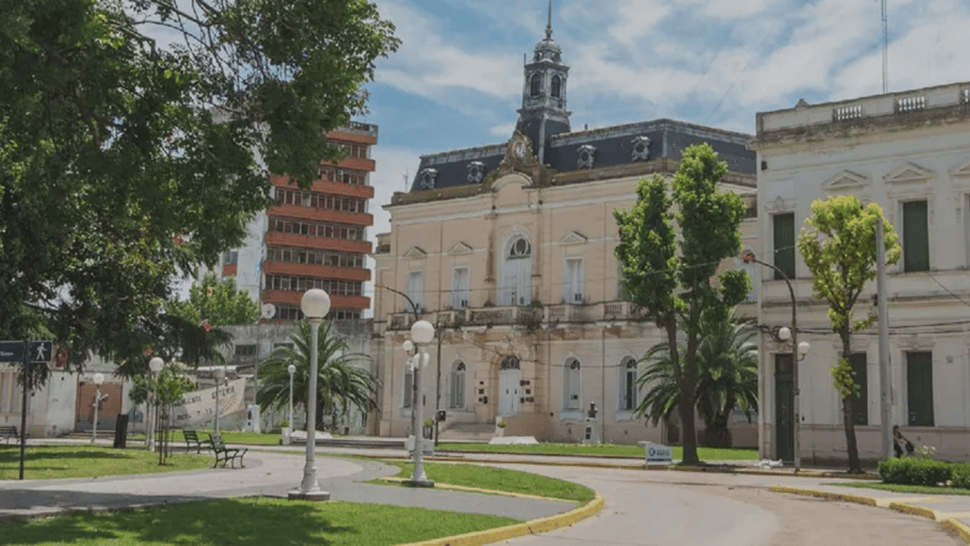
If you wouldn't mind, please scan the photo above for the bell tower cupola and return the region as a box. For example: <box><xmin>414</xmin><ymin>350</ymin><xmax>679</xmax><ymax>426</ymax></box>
<box><xmin>515</xmin><ymin>0</ymin><xmax>571</xmax><ymax>164</ymax></box>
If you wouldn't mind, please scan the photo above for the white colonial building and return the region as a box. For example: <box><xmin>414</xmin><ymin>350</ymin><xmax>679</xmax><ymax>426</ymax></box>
<box><xmin>750</xmin><ymin>81</ymin><xmax>970</xmax><ymax>464</ymax></box>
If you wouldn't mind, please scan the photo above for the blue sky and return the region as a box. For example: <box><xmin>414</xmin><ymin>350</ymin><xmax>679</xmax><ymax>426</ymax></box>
<box><xmin>361</xmin><ymin>0</ymin><xmax>970</xmax><ymax>242</ymax></box>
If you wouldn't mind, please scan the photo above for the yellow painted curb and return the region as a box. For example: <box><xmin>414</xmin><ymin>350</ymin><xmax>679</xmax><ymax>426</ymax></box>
<box><xmin>770</xmin><ymin>485</ymin><xmax>876</xmax><ymax>506</ymax></box>
<box><xmin>888</xmin><ymin>501</ymin><xmax>938</xmax><ymax>521</ymax></box>
<box><xmin>941</xmin><ymin>518</ymin><xmax>970</xmax><ymax>544</ymax></box>
<box><xmin>399</xmin><ymin>493</ymin><xmax>605</xmax><ymax>546</ymax></box>
<box><xmin>772</xmin><ymin>486</ymin><xmax>970</xmax><ymax>546</ymax></box>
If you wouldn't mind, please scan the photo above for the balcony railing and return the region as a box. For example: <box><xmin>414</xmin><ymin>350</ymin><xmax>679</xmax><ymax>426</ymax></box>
<box><xmin>384</xmin><ymin>301</ymin><xmax>645</xmax><ymax>331</ymax></box>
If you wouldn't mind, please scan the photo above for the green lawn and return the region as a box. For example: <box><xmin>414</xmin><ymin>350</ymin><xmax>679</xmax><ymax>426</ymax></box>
<box><xmin>0</xmin><ymin>446</ymin><xmax>212</xmax><ymax>480</ymax></box>
<box><xmin>433</xmin><ymin>442</ymin><xmax>757</xmax><ymax>460</ymax></box>
<box><xmin>832</xmin><ymin>481</ymin><xmax>970</xmax><ymax>496</ymax></box>
<box><xmin>0</xmin><ymin>497</ymin><xmax>518</xmax><ymax>546</ymax></box>
<box><xmin>384</xmin><ymin>461</ymin><xmax>596</xmax><ymax>503</ymax></box>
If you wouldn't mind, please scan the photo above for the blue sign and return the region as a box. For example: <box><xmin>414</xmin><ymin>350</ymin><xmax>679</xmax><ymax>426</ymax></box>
<box><xmin>0</xmin><ymin>340</ymin><xmax>53</xmax><ymax>363</ymax></box>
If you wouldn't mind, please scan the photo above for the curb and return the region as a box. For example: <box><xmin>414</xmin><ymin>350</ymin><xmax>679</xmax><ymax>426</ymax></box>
<box><xmin>771</xmin><ymin>485</ymin><xmax>970</xmax><ymax>545</ymax></box>
<box><xmin>399</xmin><ymin>493</ymin><xmax>605</xmax><ymax>546</ymax></box>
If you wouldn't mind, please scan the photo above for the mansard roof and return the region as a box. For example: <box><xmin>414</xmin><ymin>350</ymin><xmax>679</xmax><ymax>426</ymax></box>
<box><xmin>408</xmin><ymin>118</ymin><xmax>755</xmax><ymax>193</ymax></box>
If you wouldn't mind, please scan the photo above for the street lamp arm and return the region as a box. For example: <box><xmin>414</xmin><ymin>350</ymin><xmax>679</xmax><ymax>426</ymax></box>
<box><xmin>377</xmin><ymin>284</ymin><xmax>421</xmax><ymax>321</ymax></box>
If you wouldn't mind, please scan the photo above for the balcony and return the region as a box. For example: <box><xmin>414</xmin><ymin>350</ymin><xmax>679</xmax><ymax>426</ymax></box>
<box><xmin>384</xmin><ymin>301</ymin><xmax>646</xmax><ymax>331</ymax></box>
<box><xmin>309</xmin><ymin>180</ymin><xmax>374</xmax><ymax>200</ymax></box>
<box><xmin>262</xmin><ymin>261</ymin><xmax>371</xmax><ymax>282</ymax></box>
<box><xmin>264</xmin><ymin>231</ymin><xmax>372</xmax><ymax>255</ymax></box>
<box><xmin>263</xmin><ymin>290</ymin><xmax>370</xmax><ymax>310</ymax></box>
<box><xmin>268</xmin><ymin>204</ymin><xmax>373</xmax><ymax>227</ymax></box>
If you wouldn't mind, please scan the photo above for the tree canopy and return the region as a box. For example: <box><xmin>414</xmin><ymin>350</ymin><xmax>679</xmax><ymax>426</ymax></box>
<box><xmin>614</xmin><ymin>143</ymin><xmax>749</xmax><ymax>464</ymax></box>
<box><xmin>0</xmin><ymin>0</ymin><xmax>398</xmax><ymax>378</ymax></box>
<box><xmin>797</xmin><ymin>195</ymin><xmax>900</xmax><ymax>473</ymax></box>
<box><xmin>165</xmin><ymin>272</ymin><xmax>259</xmax><ymax>327</ymax></box>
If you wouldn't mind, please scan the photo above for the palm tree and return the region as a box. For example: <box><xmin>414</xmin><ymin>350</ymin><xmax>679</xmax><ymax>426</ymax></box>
<box><xmin>635</xmin><ymin>309</ymin><xmax>759</xmax><ymax>447</ymax></box>
<box><xmin>256</xmin><ymin>320</ymin><xmax>379</xmax><ymax>432</ymax></box>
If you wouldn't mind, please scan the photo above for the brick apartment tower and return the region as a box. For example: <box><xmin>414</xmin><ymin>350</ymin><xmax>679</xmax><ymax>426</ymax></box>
<box><xmin>220</xmin><ymin>122</ymin><xmax>378</xmax><ymax>322</ymax></box>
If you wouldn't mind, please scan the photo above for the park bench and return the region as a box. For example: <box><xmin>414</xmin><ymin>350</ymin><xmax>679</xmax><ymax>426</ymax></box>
<box><xmin>182</xmin><ymin>429</ymin><xmax>209</xmax><ymax>453</ymax></box>
<box><xmin>0</xmin><ymin>425</ymin><xmax>21</xmax><ymax>444</ymax></box>
<box><xmin>208</xmin><ymin>434</ymin><xmax>247</xmax><ymax>468</ymax></box>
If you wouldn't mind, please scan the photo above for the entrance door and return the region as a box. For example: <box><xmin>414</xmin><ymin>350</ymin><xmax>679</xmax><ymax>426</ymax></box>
<box><xmin>498</xmin><ymin>357</ymin><xmax>521</xmax><ymax>417</ymax></box>
<box><xmin>775</xmin><ymin>354</ymin><xmax>794</xmax><ymax>464</ymax></box>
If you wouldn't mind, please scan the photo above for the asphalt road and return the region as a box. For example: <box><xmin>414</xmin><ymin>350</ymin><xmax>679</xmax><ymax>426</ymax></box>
<box><xmin>500</xmin><ymin>464</ymin><xmax>964</xmax><ymax>546</ymax></box>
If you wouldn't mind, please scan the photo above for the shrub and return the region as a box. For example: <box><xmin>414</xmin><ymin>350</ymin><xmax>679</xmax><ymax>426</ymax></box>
<box><xmin>879</xmin><ymin>458</ymin><xmax>952</xmax><ymax>486</ymax></box>
<box><xmin>951</xmin><ymin>463</ymin><xmax>970</xmax><ymax>489</ymax></box>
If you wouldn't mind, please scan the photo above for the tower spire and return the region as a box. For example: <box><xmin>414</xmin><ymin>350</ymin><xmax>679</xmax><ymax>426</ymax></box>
<box><xmin>546</xmin><ymin>0</ymin><xmax>553</xmax><ymax>39</ymax></box>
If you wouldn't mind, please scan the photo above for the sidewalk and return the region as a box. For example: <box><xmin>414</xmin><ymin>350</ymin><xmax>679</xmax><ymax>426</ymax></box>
<box><xmin>769</xmin><ymin>482</ymin><xmax>970</xmax><ymax>543</ymax></box>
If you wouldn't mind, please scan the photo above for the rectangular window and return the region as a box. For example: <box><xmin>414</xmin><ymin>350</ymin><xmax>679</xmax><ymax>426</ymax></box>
<box><xmin>849</xmin><ymin>353</ymin><xmax>868</xmax><ymax>426</ymax></box>
<box><xmin>903</xmin><ymin>200</ymin><xmax>930</xmax><ymax>272</ymax></box>
<box><xmin>622</xmin><ymin>363</ymin><xmax>637</xmax><ymax>411</ymax></box>
<box><xmin>907</xmin><ymin>351</ymin><xmax>934</xmax><ymax>426</ymax></box>
<box><xmin>773</xmin><ymin>212</ymin><xmax>795</xmax><ymax>280</ymax></box>
<box><xmin>407</xmin><ymin>271</ymin><xmax>424</xmax><ymax>313</ymax></box>
<box><xmin>451</xmin><ymin>267</ymin><xmax>470</xmax><ymax>309</ymax></box>
<box><xmin>564</xmin><ymin>258</ymin><xmax>584</xmax><ymax>304</ymax></box>
<box><xmin>234</xmin><ymin>344</ymin><xmax>258</xmax><ymax>357</ymax></box>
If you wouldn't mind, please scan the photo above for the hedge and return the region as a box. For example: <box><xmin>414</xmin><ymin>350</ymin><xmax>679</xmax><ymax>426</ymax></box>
<box><xmin>878</xmin><ymin>458</ymin><xmax>954</xmax><ymax>486</ymax></box>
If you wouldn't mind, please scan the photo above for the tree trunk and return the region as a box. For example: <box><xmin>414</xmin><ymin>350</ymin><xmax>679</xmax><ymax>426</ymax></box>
<box><xmin>665</xmin><ymin>317</ymin><xmax>699</xmax><ymax>465</ymax></box>
<box><xmin>841</xmin><ymin>328</ymin><xmax>862</xmax><ymax>473</ymax></box>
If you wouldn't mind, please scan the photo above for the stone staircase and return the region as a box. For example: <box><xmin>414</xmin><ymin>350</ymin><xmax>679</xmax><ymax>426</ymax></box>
<box><xmin>438</xmin><ymin>421</ymin><xmax>496</xmax><ymax>442</ymax></box>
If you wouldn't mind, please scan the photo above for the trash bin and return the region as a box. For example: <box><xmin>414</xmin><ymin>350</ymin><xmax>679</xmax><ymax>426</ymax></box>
<box><xmin>113</xmin><ymin>413</ymin><xmax>129</xmax><ymax>448</ymax></box>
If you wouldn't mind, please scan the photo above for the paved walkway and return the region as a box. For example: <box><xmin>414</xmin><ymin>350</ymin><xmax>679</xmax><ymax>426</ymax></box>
<box><xmin>4</xmin><ymin>439</ymin><xmax>969</xmax><ymax>544</ymax></box>
<box><xmin>0</xmin><ymin>448</ymin><xmax>573</xmax><ymax>522</ymax></box>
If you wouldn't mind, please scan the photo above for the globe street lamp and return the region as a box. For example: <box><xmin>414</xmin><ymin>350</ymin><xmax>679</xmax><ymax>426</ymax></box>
<box><xmin>214</xmin><ymin>366</ymin><xmax>225</xmax><ymax>434</ymax></box>
<box><xmin>406</xmin><ymin>320</ymin><xmax>435</xmax><ymax>488</ymax></box>
<box><xmin>148</xmin><ymin>357</ymin><xmax>163</xmax><ymax>452</ymax></box>
<box><xmin>741</xmin><ymin>249</ymin><xmax>811</xmax><ymax>472</ymax></box>
<box><xmin>91</xmin><ymin>373</ymin><xmax>105</xmax><ymax>444</ymax></box>
<box><xmin>288</xmin><ymin>364</ymin><xmax>297</xmax><ymax>441</ymax></box>
<box><xmin>289</xmin><ymin>288</ymin><xmax>331</xmax><ymax>501</ymax></box>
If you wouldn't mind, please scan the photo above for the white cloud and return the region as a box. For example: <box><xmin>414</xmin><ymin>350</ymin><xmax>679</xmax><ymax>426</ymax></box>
<box><xmin>374</xmin><ymin>0</ymin><xmax>521</xmax><ymax>102</ymax></box>
<box><xmin>490</xmin><ymin>123</ymin><xmax>517</xmax><ymax>138</ymax></box>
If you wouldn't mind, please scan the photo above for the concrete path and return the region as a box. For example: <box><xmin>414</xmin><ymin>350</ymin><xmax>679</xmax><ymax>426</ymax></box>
<box><xmin>0</xmin><ymin>449</ymin><xmax>572</xmax><ymax>523</ymax></box>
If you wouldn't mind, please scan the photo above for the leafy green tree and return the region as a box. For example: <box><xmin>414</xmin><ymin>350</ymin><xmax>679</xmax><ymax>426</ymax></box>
<box><xmin>797</xmin><ymin>195</ymin><xmax>901</xmax><ymax>473</ymax></box>
<box><xmin>0</xmin><ymin>0</ymin><xmax>399</xmax><ymax>383</ymax></box>
<box><xmin>256</xmin><ymin>320</ymin><xmax>377</xmax><ymax>431</ymax></box>
<box><xmin>166</xmin><ymin>273</ymin><xmax>259</xmax><ymax>327</ymax></box>
<box><xmin>635</xmin><ymin>309</ymin><xmax>759</xmax><ymax>447</ymax></box>
<box><xmin>615</xmin><ymin>143</ymin><xmax>750</xmax><ymax>464</ymax></box>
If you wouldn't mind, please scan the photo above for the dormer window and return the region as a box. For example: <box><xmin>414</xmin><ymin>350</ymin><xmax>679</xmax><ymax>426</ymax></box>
<box><xmin>551</xmin><ymin>75</ymin><xmax>562</xmax><ymax>98</ymax></box>
<box><xmin>631</xmin><ymin>136</ymin><xmax>651</xmax><ymax>162</ymax></box>
<box><xmin>530</xmin><ymin>73</ymin><xmax>542</xmax><ymax>97</ymax></box>
<box><xmin>577</xmin><ymin>145</ymin><xmax>596</xmax><ymax>169</ymax></box>
<box><xmin>467</xmin><ymin>161</ymin><xmax>486</xmax><ymax>184</ymax></box>
<box><xmin>419</xmin><ymin>168</ymin><xmax>438</xmax><ymax>190</ymax></box>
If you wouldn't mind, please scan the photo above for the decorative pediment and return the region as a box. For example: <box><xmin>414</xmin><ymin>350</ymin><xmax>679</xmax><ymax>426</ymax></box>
<box><xmin>950</xmin><ymin>158</ymin><xmax>970</xmax><ymax>178</ymax></box>
<box><xmin>418</xmin><ymin>168</ymin><xmax>438</xmax><ymax>189</ymax></box>
<box><xmin>577</xmin><ymin>144</ymin><xmax>597</xmax><ymax>169</ymax></box>
<box><xmin>884</xmin><ymin>162</ymin><xmax>934</xmax><ymax>184</ymax></box>
<box><xmin>448</xmin><ymin>242</ymin><xmax>473</xmax><ymax>256</ymax></box>
<box><xmin>631</xmin><ymin>136</ymin><xmax>651</xmax><ymax>162</ymax></box>
<box><xmin>822</xmin><ymin>170</ymin><xmax>870</xmax><ymax>190</ymax></box>
<box><xmin>403</xmin><ymin>246</ymin><xmax>427</xmax><ymax>260</ymax></box>
<box><xmin>466</xmin><ymin>161</ymin><xmax>487</xmax><ymax>184</ymax></box>
<box><xmin>560</xmin><ymin>231</ymin><xmax>588</xmax><ymax>245</ymax></box>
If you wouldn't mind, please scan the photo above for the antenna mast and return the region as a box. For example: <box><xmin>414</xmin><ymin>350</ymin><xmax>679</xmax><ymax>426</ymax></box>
<box><xmin>882</xmin><ymin>0</ymin><xmax>888</xmax><ymax>93</ymax></box>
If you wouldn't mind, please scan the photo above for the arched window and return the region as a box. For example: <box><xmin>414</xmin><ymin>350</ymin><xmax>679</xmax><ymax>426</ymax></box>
<box><xmin>564</xmin><ymin>358</ymin><xmax>581</xmax><ymax>410</ymax></box>
<box><xmin>620</xmin><ymin>357</ymin><xmax>638</xmax><ymax>411</ymax></box>
<box><xmin>449</xmin><ymin>361</ymin><xmax>466</xmax><ymax>408</ymax></box>
<box><xmin>551</xmin><ymin>75</ymin><xmax>561</xmax><ymax>98</ymax></box>
<box><xmin>501</xmin><ymin>237</ymin><xmax>533</xmax><ymax>306</ymax></box>
<box><xmin>530</xmin><ymin>73</ymin><xmax>542</xmax><ymax>97</ymax></box>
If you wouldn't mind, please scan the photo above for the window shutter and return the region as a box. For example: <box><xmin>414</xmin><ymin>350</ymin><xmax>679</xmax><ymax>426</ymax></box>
<box><xmin>906</xmin><ymin>352</ymin><xmax>934</xmax><ymax>426</ymax></box>
<box><xmin>903</xmin><ymin>200</ymin><xmax>930</xmax><ymax>272</ymax></box>
<box><xmin>773</xmin><ymin>213</ymin><xmax>795</xmax><ymax>279</ymax></box>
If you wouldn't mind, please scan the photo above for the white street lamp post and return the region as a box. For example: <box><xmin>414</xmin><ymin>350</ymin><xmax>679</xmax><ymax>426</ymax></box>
<box><xmin>288</xmin><ymin>364</ymin><xmax>296</xmax><ymax>440</ymax></box>
<box><xmin>91</xmin><ymin>373</ymin><xmax>105</xmax><ymax>444</ymax></box>
<box><xmin>289</xmin><ymin>288</ymin><xmax>331</xmax><ymax>501</ymax></box>
<box><xmin>214</xmin><ymin>366</ymin><xmax>225</xmax><ymax>434</ymax></box>
<box><xmin>406</xmin><ymin>320</ymin><xmax>435</xmax><ymax>488</ymax></box>
<box><xmin>148</xmin><ymin>358</ymin><xmax>163</xmax><ymax>452</ymax></box>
